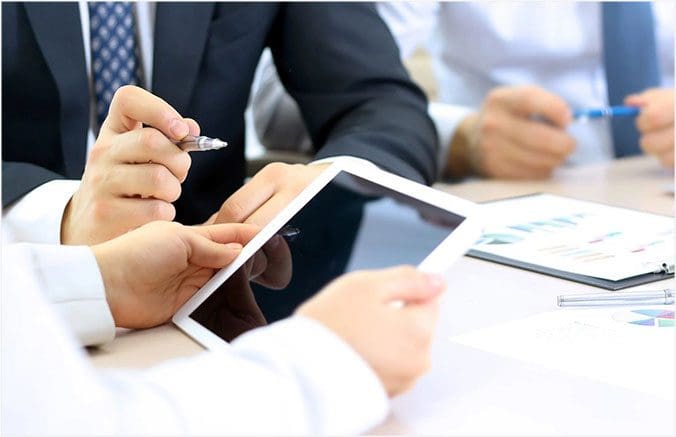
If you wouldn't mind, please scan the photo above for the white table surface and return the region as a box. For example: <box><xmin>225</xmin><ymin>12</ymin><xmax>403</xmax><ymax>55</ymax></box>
<box><xmin>91</xmin><ymin>156</ymin><xmax>675</xmax><ymax>435</ymax></box>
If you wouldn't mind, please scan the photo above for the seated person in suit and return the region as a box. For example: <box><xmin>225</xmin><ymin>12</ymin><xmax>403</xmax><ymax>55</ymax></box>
<box><xmin>251</xmin><ymin>2</ymin><xmax>674</xmax><ymax>180</ymax></box>
<box><xmin>3</xmin><ymin>2</ymin><xmax>437</xmax><ymax>245</ymax></box>
<box><xmin>2</xmin><ymin>219</ymin><xmax>445</xmax><ymax>434</ymax></box>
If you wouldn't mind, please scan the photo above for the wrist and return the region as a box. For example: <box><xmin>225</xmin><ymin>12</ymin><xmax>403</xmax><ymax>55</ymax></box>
<box><xmin>444</xmin><ymin>113</ymin><xmax>478</xmax><ymax>179</ymax></box>
<box><xmin>60</xmin><ymin>197</ymin><xmax>75</xmax><ymax>244</ymax></box>
<box><xmin>91</xmin><ymin>242</ymin><xmax>124</xmax><ymax>326</ymax></box>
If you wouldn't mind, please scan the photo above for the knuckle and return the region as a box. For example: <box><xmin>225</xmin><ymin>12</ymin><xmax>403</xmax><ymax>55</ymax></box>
<box><xmin>562</xmin><ymin>136</ymin><xmax>576</xmax><ymax>153</ymax></box>
<box><xmin>484</xmin><ymin>89</ymin><xmax>504</xmax><ymax>109</ymax></box>
<box><xmin>221</xmin><ymin>198</ymin><xmax>247</xmax><ymax>222</ymax></box>
<box><xmin>167</xmin><ymin>178</ymin><xmax>182</xmax><ymax>202</ymax></box>
<box><xmin>147</xmin><ymin>200</ymin><xmax>175</xmax><ymax>221</ymax></box>
<box><xmin>175</xmin><ymin>152</ymin><xmax>192</xmax><ymax>180</ymax></box>
<box><xmin>149</xmin><ymin>165</ymin><xmax>168</xmax><ymax>187</ymax></box>
<box><xmin>480</xmin><ymin>113</ymin><xmax>500</xmax><ymax>134</ymax></box>
<box><xmin>639</xmin><ymin>135</ymin><xmax>653</xmax><ymax>152</ymax></box>
<box><xmin>160</xmin><ymin>109</ymin><xmax>179</xmax><ymax>128</ymax></box>
<box><xmin>483</xmin><ymin>158</ymin><xmax>504</xmax><ymax>177</ymax></box>
<box><xmin>88</xmin><ymin>144</ymin><xmax>109</xmax><ymax>162</ymax></box>
<box><xmin>141</xmin><ymin>128</ymin><xmax>164</xmax><ymax>150</ymax></box>
<box><xmin>86</xmin><ymin>168</ymin><xmax>105</xmax><ymax>186</ymax></box>
<box><xmin>392</xmin><ymin>265</ymin><xmax>417</xmax><ymax>280</ymax></box>
<box><xmin>262</xmin><ymin>162</ymin><xmax>290</xmax><ymax>179</ymax></box>
<box><xmin>111</xmin><ymin>85</ymin><xmax>135</xmax><ymax>108</ymax></box>
<box><xmin>521</xmin><ymin>84</ymin><xmax>539</xmax><ymax>96</ymax></box>
<box><xmin>91</xmin><ymin>200</ymin><xmax>111</xmax><ymax>221</ymax></box>
<box><xmin>117</xmin><ymin>84</ymin><xmax>136</xmax><ymax>98</ymax></box>
<box><xmin>521</xmin><ymin>92</ymin><xmax>537</xmax><ymax>111</ymax></box>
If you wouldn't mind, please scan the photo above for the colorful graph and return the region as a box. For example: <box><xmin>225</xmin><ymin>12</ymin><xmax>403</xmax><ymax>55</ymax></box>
<box><xmin>476</xmin><ymin>233</ymin><xmax>523</xmax><ymax>245</ymax></box>
<box><xmin>588</xmin><ymin>231</ymin><xmax>622</xmax><ymax>244</ymax></box>
<box><xmin>537</xmin><ymin>244</ymin><xmax>615</xmax><ymax>263</ymax></box>
<box><xmin>613</xmin><ymin>309</ymin><xmax>675</xmax><ymax>328</ymax></box>
<box><xmin>506</xmin><ymin>213</ymin><xmax>590</xmax><ymax>234</ymax></box>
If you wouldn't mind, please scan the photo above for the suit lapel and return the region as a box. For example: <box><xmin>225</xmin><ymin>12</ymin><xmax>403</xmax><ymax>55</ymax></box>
<box><xmin>153</xmin><ymin>2</ymin><xmax>215</xmax><ymax>114</ymax></box>
<box><xmin>24</xmin><ymin>2</ymin><xmax>89</xmax><ymax>178</ymax></box>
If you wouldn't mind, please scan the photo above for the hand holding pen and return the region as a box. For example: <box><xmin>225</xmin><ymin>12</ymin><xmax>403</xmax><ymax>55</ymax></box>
<box><xmin>63</xmin><ymin>86</ymin><xmax>226</xmax><ymax>246</ymax></box>
<box><xmin>450</xmin><ymin>85</ymin><xmax>576</xmax><ymax>180</ymax></box>
<box><xmin>625</xmin><ymin>88</ymin><xmax>674</xmax><ymax>168</ymax></box>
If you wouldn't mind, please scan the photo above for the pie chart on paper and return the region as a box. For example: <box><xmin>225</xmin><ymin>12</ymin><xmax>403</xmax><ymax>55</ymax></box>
<box><xmin>612</xmin><ymin>309</ymin><xmax>675</xmax><ymax>328</ymax></box>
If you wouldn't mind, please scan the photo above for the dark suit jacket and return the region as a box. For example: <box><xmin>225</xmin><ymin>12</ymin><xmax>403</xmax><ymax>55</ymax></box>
<box><xmin>2</xmin><ymin>2</ymin><xmax>437</xmax><ymax>225</ymax></box>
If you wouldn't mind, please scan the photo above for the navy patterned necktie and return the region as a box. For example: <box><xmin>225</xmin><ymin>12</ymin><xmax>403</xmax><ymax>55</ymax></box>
<box><xmin>602</xmin><ymin>2</ymin><xmax>660</xmax><ymax>158</ymax></box>
<box><xmin>89</xmin><ymin>2</ymin><xmax>144</xmax><ymax>128</ymax></box>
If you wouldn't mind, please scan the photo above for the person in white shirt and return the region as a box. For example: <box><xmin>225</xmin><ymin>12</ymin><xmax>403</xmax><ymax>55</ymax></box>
<box><xmin>251</xmin><ymin>2</ymin><xmax>674</xmax><ymax>180</ymax></box>
<box><xmin>2</xmin><ymin>220</ymin><xmax>445</xmax><ymax>435</ymax></box>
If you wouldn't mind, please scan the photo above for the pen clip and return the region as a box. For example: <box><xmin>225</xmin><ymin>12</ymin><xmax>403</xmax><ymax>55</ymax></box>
<box><xmin>653</xmin><ymin>262</ymin><xmax>675</xmax><ymax>275</ymax></box>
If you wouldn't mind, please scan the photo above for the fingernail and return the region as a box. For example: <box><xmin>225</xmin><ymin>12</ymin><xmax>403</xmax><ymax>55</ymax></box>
<box><xmin>170</xmin><ymin>119</ymin><xmax>189</xmax><ymax>139</ymax></box>
<box><xmin>225</xmin><ymin>243</ymin><xmax>242</xmax><ymax>251</ymax></box>
<box><xmin>424</xmin><ymin>273</ymin><xmax>446</xmax><ymax>290</ymax></box>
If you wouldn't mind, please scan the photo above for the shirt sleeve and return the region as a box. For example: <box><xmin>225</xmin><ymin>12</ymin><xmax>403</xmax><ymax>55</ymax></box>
<box><xmin>377</xmin><ymin>2</ymin><xmax>440</xmax><ymax>59</ymax></box>
<box><xmin>1</xmin><ymin>249</ymin><xmax>389</xmax><ymax>435</ymax></box>
<box><xmin>132</xmin><ymin>317</ymin><xmax>389</xmax><ymax>435</ymax></box>
<box><xmin>428</xmin><ymin>102</ymin><xmax>474</xmax><ymax>177</ymax></box>
<box><xmin>2</xmin><ymin>179</ymin><xmax>80</xmax><ymax>244</ymax></box>
<box><xmin>5</xmin><ymin>243</ymin><xmax>115</xmax><ymax>346</ymax></box>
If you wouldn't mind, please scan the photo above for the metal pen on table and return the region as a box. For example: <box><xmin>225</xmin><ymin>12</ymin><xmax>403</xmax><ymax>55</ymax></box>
<box><xmin>557</xmin><ymin>289</ymin><xmax>674</xmax><ymax>307</ymax></box>
<box><xmin>176</xmin><ymin>135</ymin><xmax>228</xmax><ymax>152</ymax></box>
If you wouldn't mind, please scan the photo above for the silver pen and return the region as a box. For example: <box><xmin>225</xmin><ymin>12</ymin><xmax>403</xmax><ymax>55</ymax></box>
<box><xmin>176</xmin><ymin>135</ymin><xmax>228</xmax><ymax>152</ymax></box>
<box><xmin>557</xmin><ymin>289</ymin><xmax>674</xmax><ymax>307</ymax></box>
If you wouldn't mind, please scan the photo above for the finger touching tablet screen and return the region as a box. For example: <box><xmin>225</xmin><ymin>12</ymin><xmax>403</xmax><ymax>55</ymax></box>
<box><xmin>174</xmin><ymin>161</ymin><xmax>482</xmax><ymax>349</ymax></box>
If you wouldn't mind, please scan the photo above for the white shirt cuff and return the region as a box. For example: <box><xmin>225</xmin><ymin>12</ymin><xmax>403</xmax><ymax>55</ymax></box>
<box><xmin>428</xmin><ymin>102</ymin><xmax>474</xmax><ymax>177</ymax></box>
<box><xmin>11</xmin><ymin>243</ymin><xmax>115</xmax><ymax>346</ymax></box>
<box><xmin>2</xmin><ymin>179</ymin><xmax>80</xmax><ymax>244</ymax></box>
<box><xmin>232</xmin><ymin>316</ymin><xmax>390</xmax><ymax>434</ymax></box>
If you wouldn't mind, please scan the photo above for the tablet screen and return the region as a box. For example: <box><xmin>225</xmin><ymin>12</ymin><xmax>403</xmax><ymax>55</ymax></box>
<box><xmin>189</xmin><ymin>171</ymin><xmax>465</xmax><ymax>341</ymax></box>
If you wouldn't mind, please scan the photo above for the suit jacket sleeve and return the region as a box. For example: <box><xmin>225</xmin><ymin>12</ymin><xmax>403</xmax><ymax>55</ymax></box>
<box><xmin>2</xmin><ymin>161</ymin><xmax>66</xmax><ymax>206</ymax></box>
<box><xmin>267</xmin><ymin>3</ymin><xmax>438</xmax><ymax>185</ymax></box>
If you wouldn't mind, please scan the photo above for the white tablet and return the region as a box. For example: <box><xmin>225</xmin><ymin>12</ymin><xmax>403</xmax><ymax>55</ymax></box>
<box><xmin>173</xmin><ymin>160</ymin><xmax>482</xmax><ymax>350</ymax></box>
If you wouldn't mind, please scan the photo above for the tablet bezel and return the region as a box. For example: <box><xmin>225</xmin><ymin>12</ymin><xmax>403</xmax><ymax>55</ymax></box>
<box><xmin>173</xmin><ymin>160</ymin><xmax>483</xmax><ymax>350</ymax></box>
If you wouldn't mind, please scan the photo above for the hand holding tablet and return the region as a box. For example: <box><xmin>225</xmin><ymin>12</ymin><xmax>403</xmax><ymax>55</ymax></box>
<box><xmin>174</xmin><ymin>160</ymin><xmax>482</xmax><ymax>348</ymax></box>
<box><xmin>297</xmin><ymin>266</ymin><xmax>446</xmax><ymax>396</ymax></box>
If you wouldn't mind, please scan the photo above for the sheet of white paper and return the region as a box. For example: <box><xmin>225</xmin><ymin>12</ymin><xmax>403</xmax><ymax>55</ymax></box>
<box><xmin>473</xmin><ymin>194</ymin><xmax>674</xmax><ymax>281</ymax></box>
<box><xmin>450</xmin><ymin>305</ymin><xmax>675</xmax><ymax>400</ymax></box>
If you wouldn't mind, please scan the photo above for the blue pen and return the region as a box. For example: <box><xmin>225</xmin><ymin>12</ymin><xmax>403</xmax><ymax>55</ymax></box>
<box><xmin>573</xmin><ymin>105</ymin><xmax>640</xmax><ymax>120</ymax></box>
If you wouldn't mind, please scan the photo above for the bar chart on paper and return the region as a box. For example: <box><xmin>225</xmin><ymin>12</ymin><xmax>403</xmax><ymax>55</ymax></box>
<box><xmin>472</xmin><ymin>194</ymin><xmax>674</xmax><ymax>281</ymax></box>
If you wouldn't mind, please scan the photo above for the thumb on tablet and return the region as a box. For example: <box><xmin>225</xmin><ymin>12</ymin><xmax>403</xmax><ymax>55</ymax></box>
<box><xmin>376</xmin><ymin>266</ymin><xmax>446</xmax><ymax>305</ymax></box>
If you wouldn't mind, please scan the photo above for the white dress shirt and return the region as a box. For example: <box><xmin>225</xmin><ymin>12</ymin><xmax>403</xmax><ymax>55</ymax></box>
<box><xmin>378</xmin><ymin>2</ymin><xmax>675</xmax><ymax>167</ymax></box>
<box><xmin>2</xmin><ymin>3</ymin><xmax>157</xmax><ymax>344</ymax></box>
<box><xmin>1</xmin><ymin>243</ymin><xmax>389</xmax><ymax>435</ymax></box>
